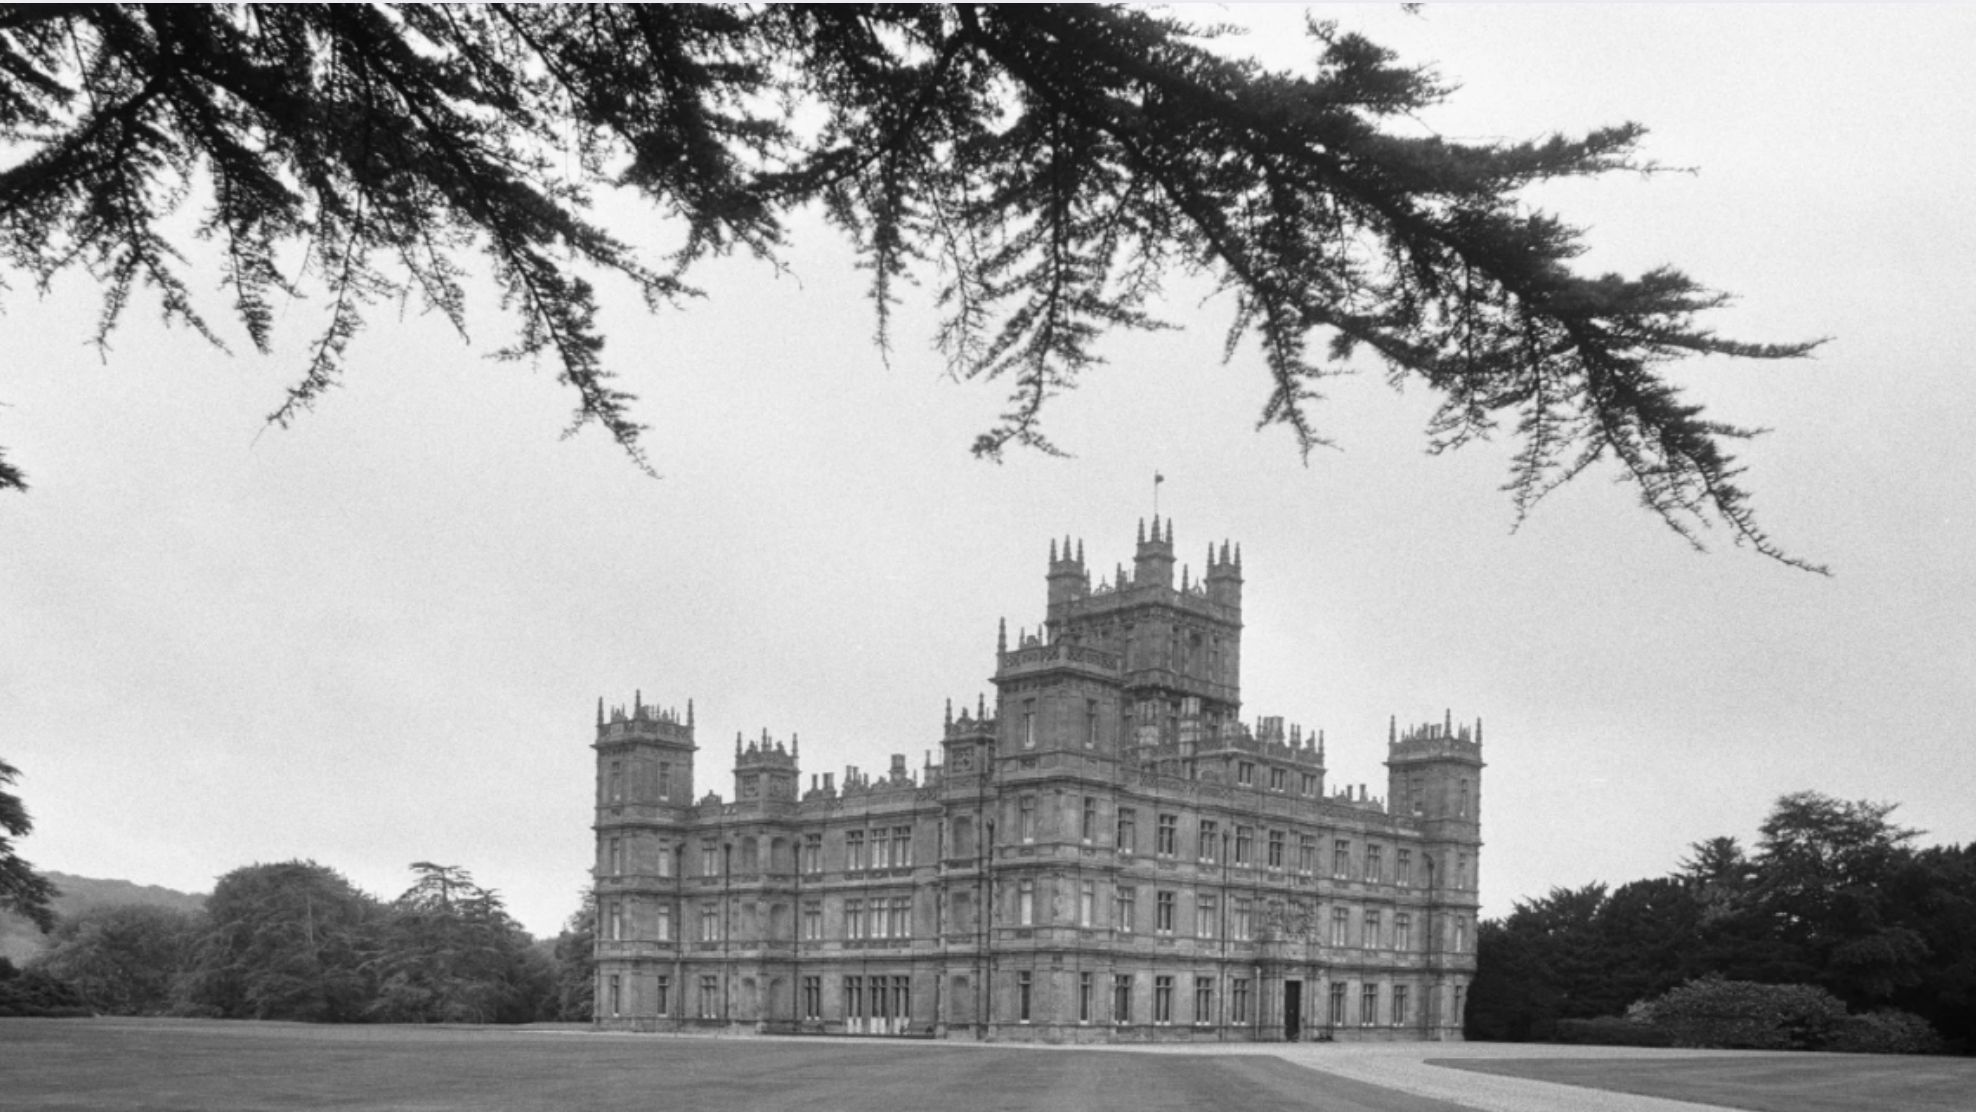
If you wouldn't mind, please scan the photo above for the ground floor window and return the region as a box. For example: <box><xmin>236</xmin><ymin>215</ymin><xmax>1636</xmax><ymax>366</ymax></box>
<box><xmin>1329</xmin><ymin>982</ymin><xmax>1347</xmax><ymax>1027</ymax></box>
<box><xmin>655</xmin><ymin>975</ymin><xmax>669</xmax><ymax>1017</ymax></box>
<box><xmin>1154</xmin><ymin>975</ymin><xmax>1173</xmax><ymax>1025</ymax></box>
<box><xmin>802</xmin><ymin>976</ymin><xmax>822</xmax><ymax>1021</ymax></box>
<box><xmin>1392</xmin><ymin>984</ymin><xmax>1409</xmax><ymax>1026</ymax></box>
<box><xmin>1232</xmin><ymin>978</ymin><xmax>1251</xmax><ymax>1025</ymax></box>
<box><xmin>845</xmin><ymin>976</ymin><xmax>865</xmax><ymax>1021</ymax></box>
<box><xmin>1113</xmin><ymin>975</ymin><xmax>1133</xmax><ymax>1024</ymax></box>
<box><xmin>1018</xmin><ymin>971</ymin><xmax>1033</xmax><ymax>1022</ymax></box>
<box><xmin>1360</xmin><ymin>983</ymin><xmax>1379</xmax><ymax>1026</ymax></box>
<box><xmin>1079</xmin><ymin>972</ymin><xmax>1093</xmax><ymax>1023</ymax></box>
<box><xmin>699</xmin><ymin>975</ymin><xmax>719</xmax><ymax>1019</ymax></box>
<box><xmin>607</xmin><ymin>974</ymin><xmax>621</xmax><ymax>1017</ymax></box>
<box><xmin>1193</xmin><ymin>977</ymin><xmax>1213</xmax><ymax>1024</ymax></box>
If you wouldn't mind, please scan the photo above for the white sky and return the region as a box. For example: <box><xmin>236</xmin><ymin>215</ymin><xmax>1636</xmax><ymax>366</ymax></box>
<box><xmin>5</xmin><ymin>5</ymin><xmax>1973</xmax><ymax>937</ymax></box>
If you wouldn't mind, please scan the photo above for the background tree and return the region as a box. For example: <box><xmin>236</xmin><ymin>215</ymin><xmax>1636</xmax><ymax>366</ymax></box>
<box><xmin>0</xmin><ymin>759</ymin><xmax>57</xmax><ymax>933</ymax></box>
<box><xmin>551</xmin><ymin>888</ymin><xmax>596</xmax><ymax>1022</ymax></box>
<box><xmin>181</xmin><ymin>860</ymin><xmax>379</xmax><ymax>1021</ymax></box>
<box><xmin>30</xmin><ymin>903</ymin><xmax>202</xmax><ymax>1015</ymax></box>
<box><xmin>367</xmin><ymin>861</ymin><xmax>537</xmax><ymax>1023</ymax></box>
<box><xmin>0</xmin><ymin>4</ymin><xmax>1818</xmax><ymax>565</ymax></box>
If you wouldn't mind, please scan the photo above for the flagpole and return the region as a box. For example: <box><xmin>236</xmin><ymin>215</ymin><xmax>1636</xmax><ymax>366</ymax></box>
<box><xmin>1153</xmin><ymin>471</ymin><xmax>1164</xmax><ymax>518</ymax></box>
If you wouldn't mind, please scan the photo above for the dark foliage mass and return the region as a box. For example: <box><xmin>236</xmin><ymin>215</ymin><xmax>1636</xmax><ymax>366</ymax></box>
<box><xmin>0</xmin><ymin>4</ymin><xmax>1817</xmax><ymax>565</ymax></box>
<box><xmin>1468</xmin><ymin>791</ymin><xmax>1976</xmax><ymax>1053</ymax></box>
<box><xmin>0</xmin><ymin>759</ymin><xmax>58</xmax><ymax>934</ymax></box>
<box><xmin>21</xmin><ymin>859</ymin><xmax>586</xmax><ymax>1024</ymax></box>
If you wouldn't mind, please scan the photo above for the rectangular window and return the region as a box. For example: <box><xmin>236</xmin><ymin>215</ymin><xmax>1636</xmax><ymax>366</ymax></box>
<box><xmin>1234</xmin><ymin>826</ymin><xmax>1253</xmax><ymax>866</ymax></box>
<box><xmin>1393</xmin><ymin>984</ymin><xmax>1410</xmax><ymax>1026</ymax></box>
<box><xmin>1365</xmin><ymin>909</ymin><xmax>1382</xmax><ymax>949</ymax></box>
<box><xmin>1233</xmin><ymin>898</ymin><xmax>1253</xmax><ymax>941</ymax></box>
<box><xmin>1329</xmin><ymin>983</ymin><xmax>1347</xmax><ymax>1026</ymax></box>
<box><xmin>1301</xmin><ymin>772</ymin><xmax>1317</xmax><ymax>796</ymax></box>
<box><xmin>1361</xmin><ymin>983</ymin><xmax>1379</xmax><ymax>1026</ymax></box>
<box><xmin>608</xmin><ymin>974</ymin><xmax>621</xmax><ymax>1017</ymax></box>
<box><xmin>1019</xmin><ymin>796</ymin><xmax>1037</xmax><ymax>843</ymax></box>
<box><xmin>1080</xmin><ymin>881</ymin><xmax>1095</xmax><ymax>928</ymax></box>
<box><xmin>1116</xmin><ymin>808</ymin><xmax>1136</xmax><ymax>855</ymax></box>
<box><xmin>1269</xmin><ymin>767</ymin><xmax>1286</xmax><ymax>791</ymax></box>
<box><xmin>1154</xmin><ymin>975</ymin><xmax>1174</xmax><ymax>1025</ymax></box>
<box><xmin>1018</xmin><ymin>970</ymin><xmax>1033</xmax><ymax>1022</ymax></box>
<box><xmin>701</xmin><ymin>841</ymin><xmax>719</xmax><ymax>877</ymax></box>
<box><xmin>803</xmin><ymin>833</ymin><xmax>822</xmax><ymax>874</ymax></box>
<box><xmin>607</xmin><ymin>760</ymin><xmax>623</xmax><ymax>803</ymax></box>
<box><xmin>1113</xmin><ymin>974</ymin><xmax>1133</xmax><ymax>1024</ymax></box>
<box><xmin>871</xmin><ymin>828</ymin><xmax>891</xmax><ymax>870</ymax></box>
<box><xmin>871</xmin><ymin>895</ymin><xmax>890</xmax><ymax>939</ymax></box>
<box><xmin>803</xmin><ymin>901</ymin><xmax>822</xmax><ymax>940</ymax></box>
<box><xmin>1086</xmin><ymin>700</ymin><xmax>1099</xmax><ymax>748</ymax></box>
<box><xmin>700</xmin><ymin>903</ymin><xmax>719</xmax><ymax>942</ymax></box>
<box><xmin>607</xmin><ymin>836</ymin><xmax>623</xmax><ymax>876</ymax></box>
<box><xmin>657</xmin><ymin>762</ymin><xmax>671</xmax><ymax>800</ymax></box>
<box><xmin>844</xmin><ymin>898</ymin><xmax>864</xmax><ymax>939</ymax></box>
<box><xmin>803</xmin><ymin>976</ymin><xmax>822</xmax><ymax>1021</ymax></box>
<box><xmin>1114</xmin><ymin>885</ymin><xmax>1136</xmax><ymax>933</ymax></box>
<box><xmin>892</xmin><ymin>895</ymin><xmax>913</xmax><ymax>939</ymax></box>
<box><xmin>1019</xmin><ymin>880</ymin><xmax>1035</xmax><ymax>926</ymax></box>
<box><xmin>895</xmin><ymin>825</ymin><xmax>914</xmax><ymax>868</ymax></box>
<box><xmin>1457</xmin><ymin>853</ymin><xmax>1470</xmax><ymax>890</ymax></box>
<box><xmin>1333</xmin><ymin>839</ymin><xmax>1351</xmax><ymax>879</ymax></box>
<box><xmin>1195</xmin><ymin>977</ymin><xmax>1214</xmax><ymax>1025</ymax></box>
<box><xmin>1237</xmin><ymin>761</ymin><xmax>1254</xmax><ymax>785</ymax></box>
<box><xmin>1023</xmin><ymin>699</ymin><xmax>1037</xmax><ymax>748</ymax></box>
<box><xmin>656</xmin><ymin>902</ymin><xmax>671</xmax><ymax>942</ymax></box>
<box><xmin>657</xmin><ymin>843</ymin><xmax>673</xmax><ymax>877</ymax></box>
<box><xmin>608</xmin><ymin>898</ymin><xmax>624</xmax><ymax>941</ymax></box>
<box><xmin>1455</xmin><ymin>986</ymin><xmax>1467</xmax><ymax>1023</ymax></box>
<box><xmin>1331</xmin><ymin>907</ymin><xmax>1350</xmax><ymax>946</ymax></box>
<box><xmin>1079</xmin><ymin>972</ymin><xmax>1094</xmax><ymax>1023</ymax></box>
<box><xmin>1365</xmin><ymin>844</ymin><xmax>1384</xmax><ymax>883</ymax></box>
<box><xmin>1196</xmin><ymin>894</ymin><xmax>1216</xmax><ymax>938</ymax></box>
<box><xmin>700</xmin><ymin>975</ymin><xmax>720</xmax><ymax>1019</ymax></box>
<box><xmin>845</xmin><ymin>976</ymin><xmax>864</xmax><ymax>1020</ymax></box>
<box><xmin>1267</xmin><ymin>830</ymin><xmax>1285</xmax><ymax>870</ymax></box>
<box><xmin>1298</xmin><ymin>835</ymin><xmax>1317</xmax><ymax>876</ymax></box>
<box><xmin>846</xmin><ymin>830</ymin><xmax>865</xmax><ymax>871</ymax></box>
<box><xmin>1156</xmin><ymin>890</ymin><xmax>1175</xmax><ymax>934</ymax></box>
<box><xmin>1232</xmin><ymin>978</ymin><xmax>1251</xmax><ymax>1024</ymax></box>
<box><xmin>1396</xmin><ymin>848</ymin><xmax>1412</xmax><ymax>887</ymax></box>
<box><xmin>655</xmin><ymin>975</ymin><xmax>670</xmax><ymax>1017</ymax></box>
<box><xmin>1198</xmin><ymin>819</ymin><xmax>1219</xmax><ymax>862</ymax></box>
<box><xmin>1156</xmin><ymin>813</ymin><xmax>1178</xmax><ymax>856</ymax></box>
<box><xmin>1456</xmin><ymin>916</ymin><xmax>1469</xmax><ymax>952</ymax></box>
<box><xmin>1394</xmin><ymin>912</ymin><xmax>1412</xmax><ymax>952</ymax></box>
<box><xmin>1082</xmin><ymin>797</ymin><xmax>1097</xmax><ymax>842</ymax></box>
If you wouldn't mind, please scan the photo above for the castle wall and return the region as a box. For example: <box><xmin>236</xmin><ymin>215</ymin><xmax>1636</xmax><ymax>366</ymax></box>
<box><xmin>592</xmin><ymin>521</ymin><xmax>1482</xmax><ymax>1042</ymax></box>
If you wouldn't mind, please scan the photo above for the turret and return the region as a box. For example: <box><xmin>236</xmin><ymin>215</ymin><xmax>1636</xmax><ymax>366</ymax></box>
<box><xmin>1205</xmin><ymin>539</ymin><xmax>1243</xmax><ymax>608</ymax></box>
<box><xmin>1132</xmin><ymin>516</ymin><xmax>1176</xmax><ymax>589</ymax></box>
<box><xmin>1385</xmin><ymin>712</ymin><xmax>1484</xmax><ymax>831</ymax></box>
<box><xmin>1047</xmin><ymin>535</ymin><xmax>1088</xmax><ymax>612</ymax></box>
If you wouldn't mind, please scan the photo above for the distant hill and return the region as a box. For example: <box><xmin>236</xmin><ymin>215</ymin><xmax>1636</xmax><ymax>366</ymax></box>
<box><xmin>0</xmin><ymin>872</ymin><xmax>206</xmax><ymax>966</ymax></box>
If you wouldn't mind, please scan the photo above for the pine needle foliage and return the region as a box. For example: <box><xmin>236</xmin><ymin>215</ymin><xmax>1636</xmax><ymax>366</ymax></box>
<box><xmin>0</xmin><ymin>5</ymin><xmax>1821</xmax><ymax>566</ymax></box>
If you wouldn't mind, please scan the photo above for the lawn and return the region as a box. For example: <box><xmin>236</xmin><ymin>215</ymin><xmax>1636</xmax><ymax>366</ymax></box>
<box><xmin>1433</xmin><ymin>1053</ymin><xmax>1976</xmax><ymax>1112</ymax></box>
<box><xmin>0</xmin><ymin>1018</ymin><xmax>1465</xmax><ymax>1112</ymax></box>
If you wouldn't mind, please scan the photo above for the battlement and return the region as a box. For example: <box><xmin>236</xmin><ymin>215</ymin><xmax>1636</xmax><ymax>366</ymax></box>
<box><xmin>942</xmin><ymin>694</ymin><xmax>999</xmax><ymax>739</ymax></box>
<box><xmin>734</xmin><ymin>728</ymin><xmax>798</xmax><ymax>768</ymax></box>
<box><xmin>595</xmin><ymin>692</ymin><xmax>695</xmax><ymax>745</ymax></box>
<box><xmin>1386</xmin><ymin>711</ymin><xmax>1484</xmax><ymax>764</ymax></box>
<box><xmin>1043</xmin><ymin>518</ymin><xmax>1242</xmax><ymax>615</ymax></box>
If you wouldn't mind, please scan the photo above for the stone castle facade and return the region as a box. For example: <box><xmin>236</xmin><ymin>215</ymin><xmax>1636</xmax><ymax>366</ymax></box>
<box><xmin>592</xmin><ymin>518</ymin><xmax>1482</xmax><ymax>1041</ymax></box>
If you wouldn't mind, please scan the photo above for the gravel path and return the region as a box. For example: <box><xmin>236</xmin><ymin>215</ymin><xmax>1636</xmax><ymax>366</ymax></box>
<box><xmin>1099</xmin><ymin>1040</ymin><xmax>1771</xmax><ymax>1112</ymax></box>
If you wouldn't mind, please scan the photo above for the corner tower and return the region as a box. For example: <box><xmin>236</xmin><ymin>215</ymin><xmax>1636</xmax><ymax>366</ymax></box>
<box><xmin>593</xmin><ymin>693</ymin><xmax>695</xmax><ymax>1029</ymax></box>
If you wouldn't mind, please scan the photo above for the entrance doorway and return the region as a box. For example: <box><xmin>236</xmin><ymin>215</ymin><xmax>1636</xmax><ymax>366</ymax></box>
<box><xmin>1283</xmin><ymin>979</ymin><xmax>1303</xmax><ymax>1041</ymax></box>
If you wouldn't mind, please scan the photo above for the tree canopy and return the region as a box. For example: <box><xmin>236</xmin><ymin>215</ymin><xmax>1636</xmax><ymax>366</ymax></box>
<box><xmin>0</xmin><ymin>759</ymin><xmax>57</xmax><ymax>933</ymax></box>
<box><xmin>0</xmin><ymin>4</ymin><xmax>1819</xmax><ymax>565</ymax></box>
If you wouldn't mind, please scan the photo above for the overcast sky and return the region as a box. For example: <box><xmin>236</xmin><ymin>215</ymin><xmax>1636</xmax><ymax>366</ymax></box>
<box><xmin>6</xmin><ymin>5</ymin><xmax>1973</xmax><ymax>938</ymax></box>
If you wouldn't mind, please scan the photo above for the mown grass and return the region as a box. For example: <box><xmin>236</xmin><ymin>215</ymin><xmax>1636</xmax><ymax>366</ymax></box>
<box><xmin>1434</xmin><ymin>1053</ymin><xmax>1976</xmax><ymax>1112</ymax></box>
<box><xmin>0</xmin><ymin>1018</ymin><xmax>1460</xmax><ymax>1112</ymax></box>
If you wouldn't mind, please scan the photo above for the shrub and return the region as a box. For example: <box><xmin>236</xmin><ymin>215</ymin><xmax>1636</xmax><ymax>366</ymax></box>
<box><xmin>1823</xmin><ymin>1009</ymin><xmax>1945</xmax><ymax>1055</ymax></box>
<box><xmin>1554</xmin><ymin>1016</ymin><xmax>1672</xmax><ymax>1047</ymax></box>
<box><xmin>1645</xmin><ymin>977</ymin><xmax>1846</xmax><ymax>1050</ymax></box>
<box><xmin>0</xmin><ymin>969</ymin><xmax>92</xmax><ymax>1018</ymax></box>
